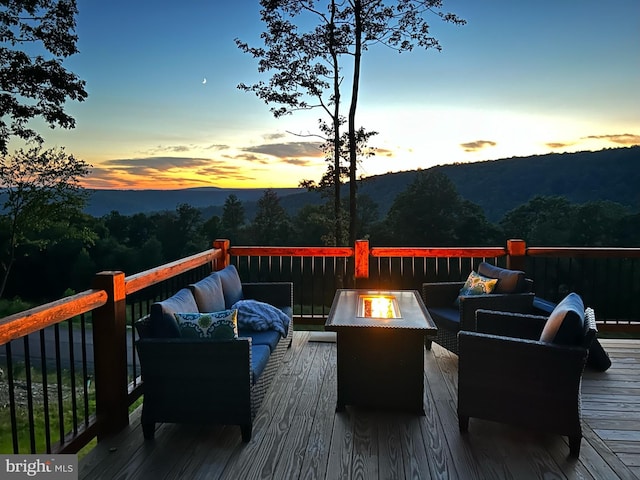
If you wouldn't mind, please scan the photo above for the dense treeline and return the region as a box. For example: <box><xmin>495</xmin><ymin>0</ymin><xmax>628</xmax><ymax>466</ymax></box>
<box><xmin>2</xmin><ymin>170</ymin><xmax>639</xmax><ymax>304</ymax></box>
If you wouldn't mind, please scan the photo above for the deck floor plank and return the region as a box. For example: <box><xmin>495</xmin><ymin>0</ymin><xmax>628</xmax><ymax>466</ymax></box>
<box><xmin>79</xmin><ymin>337</ymin><xmax>640</xmax><ymax>480</ymax></box>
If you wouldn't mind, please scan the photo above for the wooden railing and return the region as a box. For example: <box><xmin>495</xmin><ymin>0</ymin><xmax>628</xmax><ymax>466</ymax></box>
<box><xmin>0</xmin><ymin>247</ymin><xmax>224</xmax><ymax>454</ymax></box>
<box><xmin>0</xmin><ymin>239</ymin><xmax>639</xmax><ymax>455</ymax></box>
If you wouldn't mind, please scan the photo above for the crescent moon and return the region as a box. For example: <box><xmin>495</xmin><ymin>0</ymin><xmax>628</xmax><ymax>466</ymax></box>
<box><xmin>202</xmin><ymin>78</ymin><xmax>207</xmax><ymax>85</ymax></box>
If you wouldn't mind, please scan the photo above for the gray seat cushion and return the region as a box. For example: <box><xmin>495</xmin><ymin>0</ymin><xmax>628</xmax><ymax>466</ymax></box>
<box><xmin>478</xmin><ymin>262</ymin><xmax>526</xmax><ymax>294</ymax></box>
<box><xmin>540</xmin><ymin>293</ymin><xmax>585</xmax><ymax>346</ymax></box>
<box><xmin>189</xmin><ymin>273</ymin><xmax>226</xmax><ymax>313</ymax></box>
<box><xmin>217</xmin><ymin>265</ymin><xmax>244</xmax><ymax>308</ymax></box>
<box><xmin>149</xmin><ymin>288</ymin><xmax>198</xmax><ymax>338</ymax></box>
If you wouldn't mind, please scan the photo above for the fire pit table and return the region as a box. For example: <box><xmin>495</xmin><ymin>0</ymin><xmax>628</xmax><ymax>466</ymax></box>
<box><xmin>325</xmin><ymin>289</ymin><xmax>437</xmax><ymax>415</ymax></box>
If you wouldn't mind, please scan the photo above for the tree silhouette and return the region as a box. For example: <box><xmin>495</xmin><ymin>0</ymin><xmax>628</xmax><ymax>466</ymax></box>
<box><xmin>222</xmin><ymin>194</ymin><xmax>245</xmax><ymax>243</ymax></box>
<box><xmin>236</xmin><ymin>0</ymin><xmax>348</xmax><ymax>244</ymax></box>
<box><xmin>237</xmin><ymin>1</ymin><xmax>465</xmax><ymax>249</ymax></box>
<box><xmin>0</xmin><ymin>146</ymin><xmax>91</xmax><ymax>298</ymax></box>
<box><xmin>0</xmin><ymin>0</ymin><xmax>87</xmax><ymax>152</ymax></box>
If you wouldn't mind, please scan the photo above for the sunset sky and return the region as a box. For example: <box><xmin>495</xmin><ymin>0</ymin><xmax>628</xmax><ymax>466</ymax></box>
<box><xmin>38</xmin><ymin>0</ymin><xmax>640</xmax><ymax>190</ymax></box>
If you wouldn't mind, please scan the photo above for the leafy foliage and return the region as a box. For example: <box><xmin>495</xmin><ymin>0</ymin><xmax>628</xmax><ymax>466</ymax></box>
<box><xmin>0</xmin><ymin>0</ymin><xmax>87</xmax><ymax>152</ymax></box>
<box><xmin>0</xmin><ymin>146</ymin><xmax>91</xmax><ymax>298</ymax></box>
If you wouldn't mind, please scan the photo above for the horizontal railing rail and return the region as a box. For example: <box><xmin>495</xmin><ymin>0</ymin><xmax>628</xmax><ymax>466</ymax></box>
<box><xmin>0</xmin><ymin>247</ymin><xmax>224</xmax><ymax>455</ymax></box>
<box><xmin>0</xmin><ymin>239</ymin><xmax>638</xmax><ymax>456</ymax></box>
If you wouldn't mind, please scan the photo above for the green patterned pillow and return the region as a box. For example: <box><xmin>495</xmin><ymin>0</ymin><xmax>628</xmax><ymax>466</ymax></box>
<box><xmin>174</xmin><ymin>310</ymin><xmax>238</xmax><ymax>340</ymax></box>
<box><xmin>454</xmin><ymin>271</ymin><xmax>498</xmax><ymax>306</ymax></box>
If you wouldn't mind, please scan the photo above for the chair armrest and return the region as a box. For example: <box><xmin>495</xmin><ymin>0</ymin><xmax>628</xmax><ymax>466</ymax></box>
<box><xmin>242</xmin><ymin>282</ymin><xmax>293</xmax><ymax>308</ymax></box>
<box><xmin>458</xmin><ymin>331</ymin><xmax>588</xmax><ymax>387</ymax></box>
<box><xmin>475</xmin><ymin>309</ymin><xmax>548</xmax><ymax>341</ymax></box>
<box><xmin>458</xmin><ymin>292</ymin><xmax>535</xmax><ymax>331</ymax></box>
<box><xmin>422</xmin><ymin>282</ymin><xmax>464</xmax><ymax>307</ymax></box>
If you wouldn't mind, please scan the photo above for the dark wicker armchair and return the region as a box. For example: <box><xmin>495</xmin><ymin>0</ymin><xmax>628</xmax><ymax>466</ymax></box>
<box><xmin>422</xmin><ymin>262</ymin><xmax>535</xmax><ymax>355</ymax></box>
<box><xmin>457</xmin><ymin>302</ymin><xmax>597</xmax><ymax>458</ymax></box>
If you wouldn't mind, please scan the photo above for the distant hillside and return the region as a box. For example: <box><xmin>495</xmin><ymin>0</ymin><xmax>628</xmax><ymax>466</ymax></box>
<box><xmin>85</xmin><ymin>187</ymin><xmax>303</xmax><ymax>217</ymax></box>
<box><xmin>83</xmin><ymin>147</ymin><xmax>639</xmax><ymax>222</ymax></box>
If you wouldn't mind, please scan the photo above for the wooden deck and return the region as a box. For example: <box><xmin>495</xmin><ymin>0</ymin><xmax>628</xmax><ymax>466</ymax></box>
<box><xmin>79</xmin><ymin>334</ymin><xmax>640</xmax><ymax>479</ymax></box>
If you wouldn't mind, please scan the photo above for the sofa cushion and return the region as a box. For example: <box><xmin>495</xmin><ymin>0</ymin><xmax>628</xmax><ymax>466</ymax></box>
<box><xmin>251</xmin><ymin>345</ymin><xmax>271</xmax><ymax>384</ymax></box>
<box><xmin>150</xmin><ymin>288</ymin><xmax>198</xmax><ymax>338</ymax></box>
<box><xmin>455</xmin><ymin>271</ymin><xmax>498</xmax><ymax>306</ymax></box>
<box><xmin>174</xmin><ymin>310</ymin><xmax>238</xmax><ymax>340</ymax></box>
<box><xmin>539</xmin><ymin>293</ymin><xmax>585</xmax><ymax>345</ymax></box>
<box><xmin>189</xmin><ymin>273</ymin><xmax>225</xmax><ymax>313</ymax></box>
<box><xmin>217</xmin><ymin>265</ymin><xmax>244</xmax><ymax>308</ymax></box>
<box><xmin>240</xmin><ymin>328</ymin><xmax>281</xmax><ymax>352</ymax></box>
<box><xmin>428</xmin><ymin>307</ymin><xmax>461</xmax><ymax>332</ymax></box>
<box><xmin>477</xmin><ymin>262</ymin><xmax>526</xmax><ymax>294</ymax></box>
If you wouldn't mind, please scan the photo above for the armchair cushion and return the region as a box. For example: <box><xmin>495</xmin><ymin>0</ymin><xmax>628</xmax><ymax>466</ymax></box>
<box><xmin>189</xmin><ymin>273</ymin><xmax>226</xmax><ymax>313</ymax></box>
<box><xmin>428</xmin><ymin>307</ymin><xmax>462</xmax><ymax>332</ymax></box>
<box><xmin>174</xmin><ymin>310</ymin><xmax>238</xmax><ymax>340</ymax></box>
<box><xmin>477</xmin><ymin>262</ymin><xmax>527</xmax><ymax>294</ymax></box>
<box><xmin>586</xmin><ymin>338</ymin><xmax>612</xmax><ymax>371</ymax></box>
<box><xmin>150</xmin><ymin>288</ymin><xmax>199</xmax><ymax>338</ymax></box>
<box><xmin>454</xmin><ymin>271</ymin><xmax>498</xmax><ymax>306</ymax></box>
<box><xmin>539</xmin><ymin>293</ymin><xmax>585</xmax><ymax>345</ymax></box>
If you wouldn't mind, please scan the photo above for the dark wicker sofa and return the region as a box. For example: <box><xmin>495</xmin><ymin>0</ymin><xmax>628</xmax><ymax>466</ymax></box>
<box><xmin>135</xmin><ymin>265</ymin><xmax>293</xmax><ymax>442</ymax></box>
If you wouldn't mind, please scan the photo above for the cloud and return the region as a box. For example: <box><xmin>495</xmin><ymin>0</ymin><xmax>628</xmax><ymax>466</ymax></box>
<box><xmin>104</xmin><ymin>156</ymin><xmax>211</xmax><ymax>171</ymax></box>
<box><xmin>546</xmin><ymin>142</ymin><xmax>574</xmax><ymax>149</ymax></box>
<box><xmin>376</xmin><ymin>148</ymin><xmax>394</xmax><ymax>157</ymax></box>
<box><xmin>205</xmin><ymin>144</ymin><xmax>230</xmax><ymax>150</ymax></box>
<box><xmin>243</xmin><ymin>141</ymin><xmax>324</xmax><ymax>159</ymax></box>
<box><xmin>85</xmin><ymin>156</ymin><xmax>259</xmax><ymax>189</ymax></box>
<box><xmin>460</xmin><ymin>140</ymin><xmax>497</xmax><ymax>152</ymax></box>
<box><xmin>583</xmin><ymin>133</ymin><xmax>640</xmax><ymax>146</ymax></box>
<box><xmin>262</xmin><ymin>132</ymin><xmax>287</xmax><ymax>141</ymax></box>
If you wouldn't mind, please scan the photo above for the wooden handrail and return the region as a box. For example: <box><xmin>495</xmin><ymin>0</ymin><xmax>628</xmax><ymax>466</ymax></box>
<box><xmin>369</xmin><ymin>246</ymin><xmax>506</xmax><ymax>258</ymax></box>
<box><xmin>0</xmin><ymin>289</ymin><xmax>107</xmax><ymax>345</ymax></box>
<box><xmin>228</xmin><ymin>245</ymin><xmax>354</xmax><ymax>257</ymax></box>
<box><xmin>125</xmin><ymin>247</ymin><xmax>224</xmax><ymax>295</ymax></box>
<box><xmin>526</xmin><ymin>247</ymin><xmax>640</xmax><ymax>258</ymax></box>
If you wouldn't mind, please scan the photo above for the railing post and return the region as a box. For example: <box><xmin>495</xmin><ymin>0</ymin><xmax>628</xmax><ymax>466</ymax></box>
<box><xmin>506</xmin><ymin>239</ymin><xmax>527</xmax><ymax>272</ymax></box>
<box><xmin>213</xmin><ymin>239</ymin><xmax>231</xmax><ymax>270</ymax></box>
<box><xmin>92</xmin><ymin>271</ymin><xmax>129</xmax><ymax>439</ymax></box>
<box><xmin>355</xmin><ymin>239</ymin><xmax>369</xmax><ymax>279</ymax></box>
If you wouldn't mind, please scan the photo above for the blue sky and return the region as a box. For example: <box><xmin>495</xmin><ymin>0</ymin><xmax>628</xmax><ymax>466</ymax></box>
<box><xmin>38</xmin><ymin>0</ymin><xmax>640</xmax><ymax>189</ymax></box>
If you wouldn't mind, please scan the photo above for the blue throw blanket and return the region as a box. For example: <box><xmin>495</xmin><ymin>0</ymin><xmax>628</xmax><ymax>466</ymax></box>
<box><xmin>231</xmin><ymin>299</ymin><xmax>290</xmax><ymax>338</ymax></box>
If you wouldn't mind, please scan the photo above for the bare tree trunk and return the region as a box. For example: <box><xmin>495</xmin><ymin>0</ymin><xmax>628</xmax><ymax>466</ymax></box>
<box><xmin>330</xmin><ymin>0</ymin><xmax>342</xmax><ymax>246</ymax></box>
<box><xmin>348</xmin><ymin>0</ymin><xmax>362</xmax><ymax>248</ymax></box>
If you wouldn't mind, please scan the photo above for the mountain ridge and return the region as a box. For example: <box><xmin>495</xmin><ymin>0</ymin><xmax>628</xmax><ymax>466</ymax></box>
<box><xmin>84</xmin><ymin>146</ymin><xmax>640</xmax><ymax>222</ymax></box>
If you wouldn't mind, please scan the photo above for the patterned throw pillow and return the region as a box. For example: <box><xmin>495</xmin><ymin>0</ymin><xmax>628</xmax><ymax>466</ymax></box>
<box><xmin>174</xmin><ymin>310</ymin><xmax>238</xmax><ymax>340</ymax></box>
<box><xmin>454</xmin><ymin>271</ymin><xmax>498</xmax><ymax>306</ymax></box>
